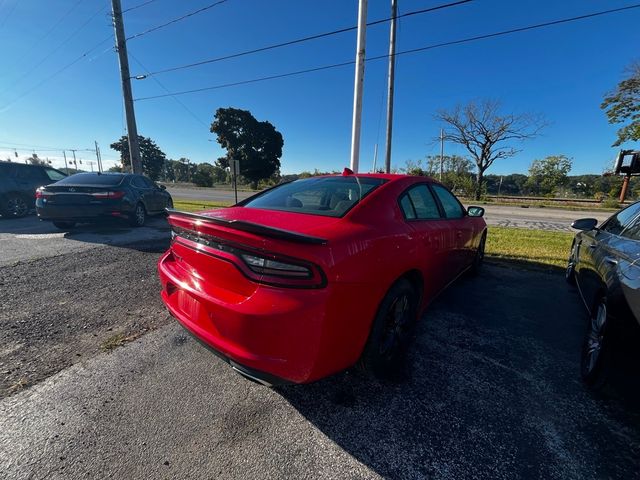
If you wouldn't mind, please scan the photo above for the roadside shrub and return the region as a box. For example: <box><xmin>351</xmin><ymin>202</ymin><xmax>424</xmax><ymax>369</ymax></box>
<box><xmin>594</xmin><ymin>191</ymin><xmax>605</xmax><ymax>202</ymax></box>
<box><xmin>602</xmin><ymin>198</ymin><xmax>620</xmax><ymax>209</ymax></box>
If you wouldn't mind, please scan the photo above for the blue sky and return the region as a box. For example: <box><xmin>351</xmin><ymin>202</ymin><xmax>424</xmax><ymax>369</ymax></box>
<box><xmin>0</xmin><ymin>0</ymin><xmax>638</xmax><ymax>175</ymax></box>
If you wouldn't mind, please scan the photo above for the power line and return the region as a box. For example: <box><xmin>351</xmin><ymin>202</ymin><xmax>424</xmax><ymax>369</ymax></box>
<box><xmin>0</xmin><ymin>35</ymin><xmax>113</xmax><ymax>110</ymax></box>
<box><xmin>122</xmin><ymin>0</ymin><xmax>160</xmax><ymax>14</ymax></box>
<box><xmin>136</xmin><ymin>0</ymin><xmax>472</xmax><ymax>77</ymax></box>
<box><xmin>0</xmin><ymin>0</ymin><xmax>19</xmax><ymax>28</ymax></box>
<box><xmin>128</xmin><ymin>52</ymin><xmax>209</xmax><ymax>128</ymax></box>
<box><xmin>135</xmin><ymin>3</ymin><xmax>640</xmax><ymax>101</ymax></box>
<box><xmin>126</xmin><ymin>0</ymin><xmax>229</xmax><ymax>41</ymax></box>
<box><xmin>0</xmin><ymin>3</ymin><xmax>109</xmax><ymax>98</ymax></box>
<box><xmin>0</xmin><ymin>140</ymin><xmax>96</xmax><ymax>152</ymax></box>
<box><xmin>19</xmin><ymin>0</ymin><xmax>85</xmax><ymax>60</ymax></box>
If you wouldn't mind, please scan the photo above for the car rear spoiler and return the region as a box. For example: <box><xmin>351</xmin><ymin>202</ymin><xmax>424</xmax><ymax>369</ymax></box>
<box><xmin>166</xmin><ymin>209</ymin><xmax>328</xmax><ymax>245</ymax></box>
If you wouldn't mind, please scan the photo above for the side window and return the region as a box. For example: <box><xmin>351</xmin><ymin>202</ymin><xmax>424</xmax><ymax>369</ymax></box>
<box><xmin>432</xmin><ymin>184</ymin><xmax>464</xmax><ymax>219</ymax></box>
<box><xmin>15</xmin><ymin>166</ymin><xmax>46</xmax><ymax>180</ymax></box>
<box><xmin>602</xmin><ymin>202</ymin><xmax>640</xmax><ymax>236</ymax></box>
<box><xmin>399</xmin><ymin>185</ymin><xmax>441</xmax><ymax>220</ymax></box>
<box><xmin>142</xmin><ymin>177</ymin><xmax>157</xmax><ymax>189</ymax></box>
<box><xmin>43</xmin><ymin>168</ymin><xmax>66</xmax><ymax>182</ymax></box>
<box><xmin>399</xmin><ymin>194</ymin><xmax>416</xmax><ymax>219</ymax></box>
<box><xmin>131</xmin><ymin>176</ymin><xmax>147</xmax><ymax>188</ymax></box>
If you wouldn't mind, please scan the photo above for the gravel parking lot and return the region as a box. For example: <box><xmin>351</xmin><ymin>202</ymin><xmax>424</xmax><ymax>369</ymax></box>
<box><xmin>1</xmin><ymin>229</ymin><xmax>639</xmax><ymax>479</ymax></box>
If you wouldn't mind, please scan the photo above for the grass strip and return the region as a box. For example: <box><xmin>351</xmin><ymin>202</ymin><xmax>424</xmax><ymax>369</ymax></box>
<box><xmin>172</xmin><ymin>199</ymin><xmax>230</xmax><ymax>212</ymax></box>
<box><xmin>486</xmin><ymin>226</ymin><xmax>573</xmax><ymax>269</ymax></box>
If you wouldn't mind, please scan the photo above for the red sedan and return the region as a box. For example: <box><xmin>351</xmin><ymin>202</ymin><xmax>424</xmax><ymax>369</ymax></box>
<box><xmin>158</xmin><ymin>172</ymin><xmax>487</xmax><ymax>385</ymax></box>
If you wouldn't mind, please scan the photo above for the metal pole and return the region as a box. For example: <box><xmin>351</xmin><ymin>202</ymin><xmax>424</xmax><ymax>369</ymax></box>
<box><xmin>372</xmin><ymin>143</ymin><xmax>378</xmax><ymax>172</ymax></box>
<box><xmin>111</xmin><ymin>0</ymin><xmax>142</xmax><ymax>174</ymax></box>
<box><xmin>62</xmin><ymin>150</ymin><xmax>68</xmax><ymax>171</ymax></box>
<box><xmin>620</xmin><ymin>174</ymin><xmax>631</xmax><ymax>203</ymax></box>
<box><xmin>384</xmin><ymin>0</ymin><xmax>397</xmax><ymax>174</ymax></box>
<box><xmin>94</xmin><ymin>141</ymin><xmax>103</xmax><ymax>173</ymax></box>
<box><xmin>71</xmin><ymin>150</ymin><xmax>78</xmax><ymax>172</ymax></box>
<box><xmin>349</xmin><ymin>0</ymin><xmax>368</xmax><ymax>173</ymax></box>
<box><xmin>439</xmin><ymin>128</ymin><xmax>444</xmax><ymax>182</ymax></box>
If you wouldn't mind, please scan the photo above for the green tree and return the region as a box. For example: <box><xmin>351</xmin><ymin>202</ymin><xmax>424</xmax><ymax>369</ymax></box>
<box><xmin>211</xmin><ymin>107</ymin><xmax>283</xmax><ymax>189</ymax></box>
<box><xmin>525</xmin><ymin>155</ymin><xmax>573</xmax><ymax>196</ymax></box>
<box><xmin>436</xmin><ymin>100</ymin><xmax>545</xmax><ymax>200</ymax></box>
<box><xmin>601</xmin><ymin>62</ymin><xmax>640</xmax><ymax>146</ymax></box>
<box><xmin>27</xmin><ymin>153</ymin><xmax>45</xmax><ymax>165</ymax></box>
<box><xmin>192</xmin><ymin>163</ymin><xmax>217</xmax><ymax>187</ymax></box>
<box><xmin>110</xmin><ymin>135</ymin><xmax>167</xmax><ymax>180</ymax></box>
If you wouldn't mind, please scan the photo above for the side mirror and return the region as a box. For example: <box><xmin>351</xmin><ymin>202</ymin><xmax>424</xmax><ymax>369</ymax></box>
<box><xmin>467</xmin><ymin>206</ymin><xmax>485</xmax><ymax>218</ymax></box>
<box><xmin>571</xmin><ymin>218</ymin><xmax>598</xmax><ymax>231</ymax></box>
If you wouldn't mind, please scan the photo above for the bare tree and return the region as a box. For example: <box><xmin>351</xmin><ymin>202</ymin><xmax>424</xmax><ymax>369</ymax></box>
<box><xmin>436</xmin><ymin>100</ymin><xmax>545</xmax><ymax>200</ymax></box>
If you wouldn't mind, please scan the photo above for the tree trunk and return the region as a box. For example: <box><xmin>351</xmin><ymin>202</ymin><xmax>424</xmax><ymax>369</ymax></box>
<box><xmin>475</xmin><ymin>169</ymin><xmax>484</xmax><ymax>201</ymax></box>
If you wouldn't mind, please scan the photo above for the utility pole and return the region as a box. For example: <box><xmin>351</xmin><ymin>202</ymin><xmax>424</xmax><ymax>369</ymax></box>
<box><xmin>111</xmin><ymin>0</ymin><xmax>142</xmax><ymax>174</ymax></box>
<box><xmin>372</xmin><ymin>143</ymin><xmax>378</xmax><ymax>172</ymax></box>
<box><xmin>62</xmin><ymin>150</ymin><xmax>69</xmax><ymax>171</ymax></box>
<box><xmin>349</xmin><ymin>0</ymin><xmax>368</xmax><ymax>173</ymax></box>
<box><xmin>95</xmin><ymin>141</ymin><xmax>103</xmax><ymax>172</ymax></box>
<box><xmin>439</xmin><ymin>128</ymin><xmax>444</xmax><ymax>182</ymax></box>
<box><xmin>384</xmin><ymin>0</ymin><xmax>397</xmax><ymax>174</ymax></box>
<box><xmin>71</xmin><ymin>149</ymin><xmax>78</xmax><ymax>172</ymax></box>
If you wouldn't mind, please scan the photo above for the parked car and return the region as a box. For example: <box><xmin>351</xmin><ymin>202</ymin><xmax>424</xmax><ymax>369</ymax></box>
<box><xmin>158</xmin><ymin>172</ymin><xmax>487</xmax><ymax>385</ymax></box>
<box><xmin>35</xmin><ymin>172</ymin><xmax>173</xmax><ymax>229</ymax></box>
<box><xmin>0</xmin><ymin>161</ymin><xmax>67</xmax><ymax>218</ymax></box>
<box><xmin>567</xmin><ymin>202</ymin><xmax>640</xmax><ymax>387</ymax></box>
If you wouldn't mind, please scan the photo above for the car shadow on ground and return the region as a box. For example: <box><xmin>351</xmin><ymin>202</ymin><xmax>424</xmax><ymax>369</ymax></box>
<box><xmin>276</xmin><ymin>264</ymin><xmax>640</xmax><ymax>479</ymax></box>
<box><xmin>0</xmin><ymin>214</ymin><xmax>170</xmax><ymax>253</ymax></box>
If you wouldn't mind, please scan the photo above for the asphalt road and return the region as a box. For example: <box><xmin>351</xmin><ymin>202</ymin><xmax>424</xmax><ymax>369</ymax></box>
<box><xmin>0</xmin><ymin>215</ymin><xmax>168</xmax><ymax>267</ymax></box>
<box><xmin>1</xmin><ymin>255</ymin><xmax>639</xmax><ymax>479</ymax></box>
<box><xmin>166</xmin><ymin>186</ymin><xmax>612</xmax><ymax>232</ymax></box>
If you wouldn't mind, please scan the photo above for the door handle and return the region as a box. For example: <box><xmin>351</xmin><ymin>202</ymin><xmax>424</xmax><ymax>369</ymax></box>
<box><xmin>605</xmin><ymin>257</ymin><xmax>618</xmax><ymax>266</ymax></box>
<box><xmin>588</xmin><ymin>244</ymin><xmax>597</xmax><ymax>249</ymax></box>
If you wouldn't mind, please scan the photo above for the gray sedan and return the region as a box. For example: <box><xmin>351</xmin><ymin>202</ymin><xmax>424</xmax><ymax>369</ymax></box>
<box><xmin>567</xmin><ymin>202</ymin><xmax>640</xmax><ymax>387</ymax></box>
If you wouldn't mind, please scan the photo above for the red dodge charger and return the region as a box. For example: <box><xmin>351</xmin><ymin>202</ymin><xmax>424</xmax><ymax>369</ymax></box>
<box><xmin>158</xmin><ymin>172</ymin><xmax>487</xmax><ymax>385</ymax></box>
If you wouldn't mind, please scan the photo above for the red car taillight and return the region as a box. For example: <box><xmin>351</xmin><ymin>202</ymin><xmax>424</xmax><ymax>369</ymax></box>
<box><xmin>35</xmin><ymin>188</ymin><xmax>51</xmax><ymax>199</ymax></box>
<box><xmin>171</xmin><ymin>226</ymin><xmax>326</xmax><ymax>289</ymax></box>
<box><xmin>91</xmin><ymin>190</ymin><xmax>126</xmax><ymax>199</ymax></box>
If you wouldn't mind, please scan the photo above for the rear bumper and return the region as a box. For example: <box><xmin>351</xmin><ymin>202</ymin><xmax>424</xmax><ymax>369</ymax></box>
<box><xmin>157</xmin><ymin>250</ymin><xmax>375</xmax><ymax>384</ymax></box>
<box><xmin>36</xmin><ymin>202</ymin><xmax>134</xmax><ymax>221</ymax></box>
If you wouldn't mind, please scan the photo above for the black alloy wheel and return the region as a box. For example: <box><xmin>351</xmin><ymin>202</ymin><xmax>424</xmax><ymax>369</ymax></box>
<box><xmin>470</xmin><ymin>232</ymin><xmax>487</xmax><ymax>275</ymax></box>
<box><xmin>5</xmin><ymin>194</ymin><xmax>30</xmax><ymax>218</ymax></box>
<box><xmin>581</xmin><ymin>297</ymin><xmax>612</xmax><ymax>388</ymax></box>
<box><xmin>566</xmin><ymin>241</ymin><xmax>577</xmax><ymax>285</ymax></box>
<box><xmin>130</xmin><ymin>203</ymin><xmax>146</xmax><ymax>227</ymax></box>
<box><xmin>360</xmin><ymin>278</ymin><xmax>419</xmax><ymax>379</ymax></box>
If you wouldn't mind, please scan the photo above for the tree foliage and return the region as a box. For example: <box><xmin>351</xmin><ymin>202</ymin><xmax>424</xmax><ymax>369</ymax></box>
<box><xmin>110</xmin><ymin>135</ymin><xmax>167</xmax><ymax>180</ymax></box>
<box><xmin>601</xmin><ymin>62</ymin><xmax>640</xmax><ymax>146</ymax></box>
<box><xmin>525</xmin><ymin>155</ymin><xmax>573</xmax><ymax>196</ymax></box>
<box><xmin>211</xmin><ymin>107</ymin><xmax>283</xmax><ymax>189</ymax></box>
<box><xmin>436</xmin><ymin>100</ymin><xmax>545</xmax><ymax>200</ymax></box>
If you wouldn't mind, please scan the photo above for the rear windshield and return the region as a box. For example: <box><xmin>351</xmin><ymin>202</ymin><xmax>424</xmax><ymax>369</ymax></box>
<box><xmin>56</xmin><ymin>173</ymin><xmax>125</xmax><ymax>186</ymax></box>
<box><xmin>241</xmin><ymin>176</ymin><xmax>386</xmax><ymax>217</ymax></box>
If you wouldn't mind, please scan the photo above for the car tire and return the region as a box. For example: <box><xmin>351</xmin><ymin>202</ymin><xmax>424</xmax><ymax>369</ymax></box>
<box><xmin>130</xmin><ymin>202</ymin><xmax>146</xmax><ymax>227</ymax></box>
<box><xmin>3</xmin><ymin>194</ymin><xmax>30</xmax><ymax>218</ymax></box>
<box><xmin>53</xmin><ymin>221</ymin><xmax>76</xmax><ymax>230</ymax></box>
<box><xmin>566</xmin><ymin>241</ymin><xmax>577</xmax><ymax>285</ymax></box>
<box><xmin>581</xmin><ymin>296</ymin><xmax>613</xmax><ymax>388</ymax></box>
<box><xmin>359</xmin><ymin>278</ymin><xmax>419</xmax><ymax>380</ymax></box>
<box><xmin>469</xmin><ymin>231</ymin><xmax>487</xmax><ymax>275</ymax></box>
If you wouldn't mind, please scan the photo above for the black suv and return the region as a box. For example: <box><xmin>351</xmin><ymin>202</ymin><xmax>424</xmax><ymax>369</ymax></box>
<box><xmin>0</xmin><ymin>161</ymin><xmax>67</xmax><ymax>218</ymax></box>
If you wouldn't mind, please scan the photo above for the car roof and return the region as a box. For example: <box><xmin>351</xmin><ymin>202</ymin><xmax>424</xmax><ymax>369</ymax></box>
<box><xmin>313</xmin><ymin>172</ymin><xmax>440</xmax><ymax>184</ymax></box>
